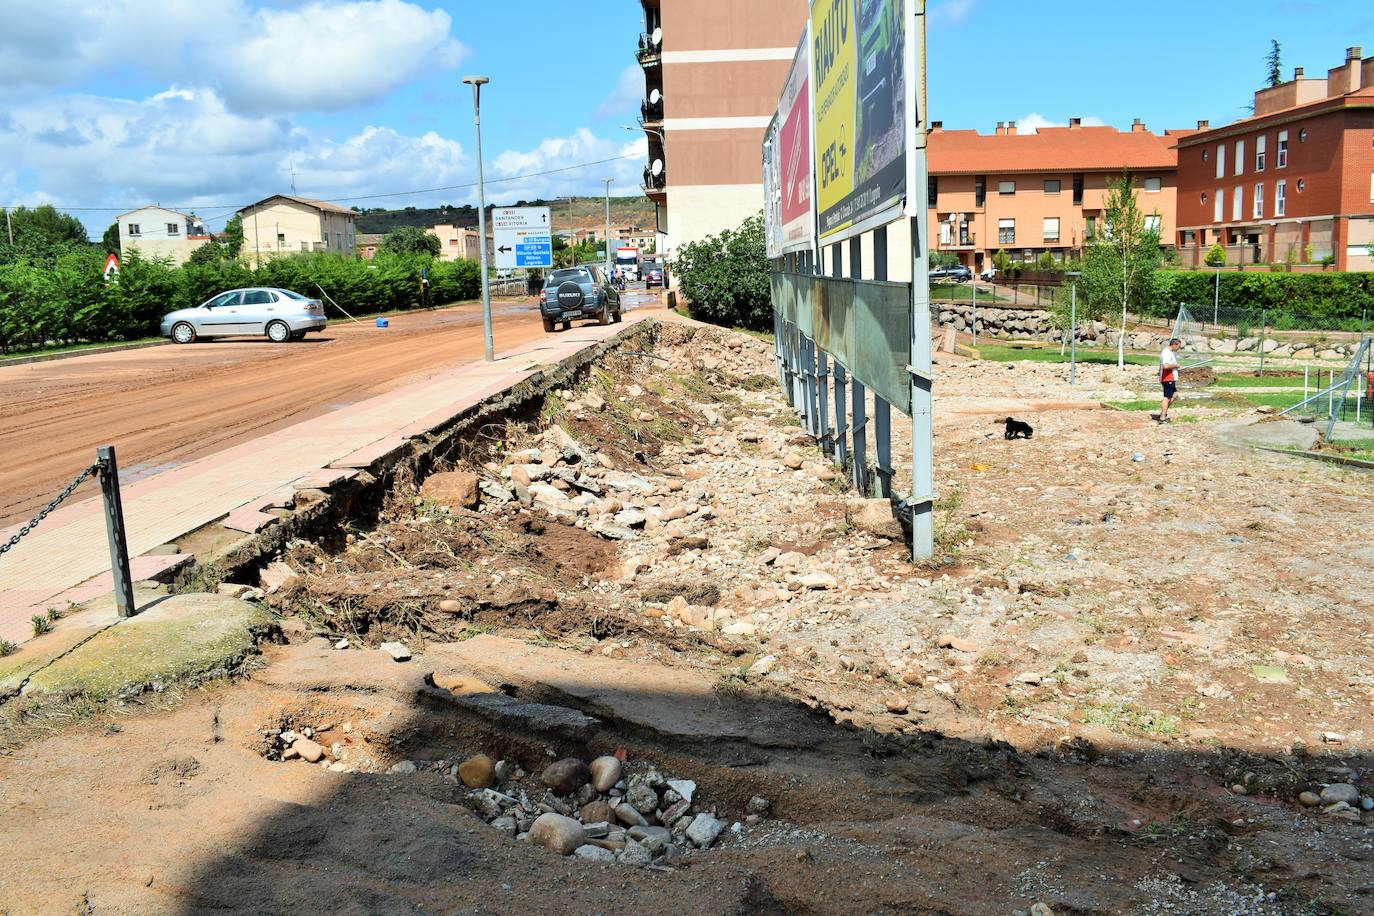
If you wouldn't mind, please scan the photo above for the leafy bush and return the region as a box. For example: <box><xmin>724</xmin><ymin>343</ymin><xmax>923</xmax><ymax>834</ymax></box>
<box><xmin>381</xmin><ymin>226</ymin><xmax>441</xmax><ymax>257</ymax></box>
<box><xmin>0</xmin><ymin>249</ymin><xmax>483</xmax><ymax>354</ymax></box>
<box><xmin>671</xmin><ymin>212</ymin><xmax>770</xmax><ymax>331</ymax></box>
<box><xmin>1151</xmin><ymin>271</ymin><xmax>1374</xmax><ymax>325</ymax></box>
<box><xmin>1203</xmin><ymin>243</ymin><xmax>1227</xmax><ymax>267</ymax></box>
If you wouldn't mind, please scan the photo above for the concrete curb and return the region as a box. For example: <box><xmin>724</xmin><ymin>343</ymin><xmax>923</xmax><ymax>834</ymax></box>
<box><xmin>0</xmin><ymin>339</ymin><xmax>169</xmax><ymax>368</ymax></box>
<box><xmin>1254</xmin><ymin>445</ymin><xmax>1374</xmax><ymax>470</ymax></box>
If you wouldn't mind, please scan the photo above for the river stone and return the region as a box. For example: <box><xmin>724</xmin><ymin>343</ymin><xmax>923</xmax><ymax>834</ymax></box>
<box><xmin>614</xmin><ymin>802</ymin><xmax>648</xmax><ymax>828</ymax></box>
<box><xmin>529</xmin><ymin>813</ymin><xmax>585</xmax><ymax>856</ymax></box>
<box><xmin>541</xmin><ymin>758</ymin><xmax>590</xmax><ymax>796</ymax></box>
<box><xmin>574</xmin><ymin>844</ymin><xmax>615</xmax><ymax>862</ymax></box>
<box><xmin>458</xmin><ymin>755</ymin><xmax>496</xmax><ymax>789</ymax></box>
<box><xmin>666</xmin><ymin>779</ymin><xmax>696</xmax><ymax>805</ymax></box>
<box><xmin>1321</xmin><ymin>783</ymin><xmax>1360</xmax><ymax>805</ymax></box>
<box><xmin>625</xmin><ymin>779</ymin><xmax>660</xmax><ymax>815</ymax></box>
<box><xmin>619</xmin><ymin>840</ymin><xmax>653</xmax><ymax>866</ymax></box>
<box><xmin>580</xmin><ymin>800</ymin><xmax>615</xmax><ymax>824</ymax></box>
<box><xmin>589</xmin><ymin>755</ymin><xmax>622</xmax><ymax>793</ymax></box>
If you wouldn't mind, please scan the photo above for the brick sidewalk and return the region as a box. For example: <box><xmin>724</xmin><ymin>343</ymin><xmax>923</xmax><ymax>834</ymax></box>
<box><xmin>0</xmin><ymin>318</ymin><xmax>648</xmax><ymax>643</ymax></box>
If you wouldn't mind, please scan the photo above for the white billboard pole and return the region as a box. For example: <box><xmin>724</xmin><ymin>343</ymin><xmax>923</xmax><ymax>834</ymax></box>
<box><xmin>907</xmin><ymin>0</ymin><xmax>934</xmax><ymax>559</ymax></box>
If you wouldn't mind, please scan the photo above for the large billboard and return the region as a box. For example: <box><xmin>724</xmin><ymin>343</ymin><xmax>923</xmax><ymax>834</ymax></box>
<box><xmin>811</xmin><ymin>0</ymin><xmax>907</xmax><ymax>243</ymax></box>
<box><xmin>778</xmin><ymin>33</ymin><xmax>814</xmax><ymax>255</ymax></box>
<box><xmin>763</xmin><ymin>117</ymin><xmax>783</xmax><ymax>259</ymax></box>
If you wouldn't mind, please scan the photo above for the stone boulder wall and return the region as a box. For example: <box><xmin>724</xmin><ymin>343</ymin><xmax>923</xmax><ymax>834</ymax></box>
<box><xmin>933</xmin><ymin>305</ymin><xmax>1364</xmax><ymax>357</ymax></box>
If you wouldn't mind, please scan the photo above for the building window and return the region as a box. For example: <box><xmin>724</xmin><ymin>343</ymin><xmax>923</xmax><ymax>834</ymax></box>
<box><xmin>166</xmin><ymin>222</ymin><xmax>179</xmax><ymax>236</ymax></box>
<box><xmin>1277</xmin><ymin>130</ymin><xmax>1289</xmax><ymax>168</ymax></box>
<box><xmin>1232</xmin><ymin>187</ymin><xmax>1242</xmax><ymax>221</ymax></box>
<box><xmin>974</xmin><ymin>176</ymin><xmax>986</xmax><ymax>208</ymax></box>
<box><xmin>1144</xmin><ymin>177</ymin><xmax>1162</xmax><ymax>193</ymax></box>
<box><xmin>1216</xmin><ymin>144</ymin><xmax>1225</xmax><ymax>179</ymax></box>
<box><xmin>1253</xmin><ymin>183</ymin><xmax>1264</xmax><ymax>219</ymax></box>
<box><xmin>928</xmin><ymin>176</ymin><xmax>938</xmax><ymax>207</ymax></box>
<box><xmin>1072</xmin><ymin>173</ymin><xmax>1084</xmax><ymax>205</ymax></box>
<box><xmin>1255</xmin><ymin>136</ymin><xmax>1266</xmax><ymax>171</ymax></box>
<box><xmin>127</xmin><ymin>223</ymin><xmax>140</xmax><ymax>236</ymax></box>
<box><xmin>998</xmin><ymin>180</ymin><xmax>1016</xmax><ymax>196</ymax></box>
<box><xmin>1370</xmin><ymin>171</ymin><xmax>1374</xmax><ymax>202</ymax></box>
<box><xmin>276</xmin><ymin>233</ymin><xmax>285</xmax><ymax>246</ymax></box>
<box><xmin>336</xmin><ymin>232</ymin><xmax>342</xmax><ymax>247</ymax></box>
<box><xmin>1214</xmin><ymin>189</ymin><xmax>1224</xmax><ymax>222</ymax></box>
<box><xmin>300</xmin><ymin>241</ymin><xmax>309</xmax><ymax>252</ymax></box>
<box><xmin>1145</xmin><ymin>215</ymin><xmax>1161</xmax><ymax>234</ymax></box>
<box><xmin>1234</xmin><ymin>140</ymin><xmax>1245</xmax><ymax>176</ymax></box>
<box><xmin>1042</xmin><ymin>217</ymin><xmax>1060</xmax><ymax>242</ymax></box>
<box><xmin>998</xmin><ymin>219</ymin><xmax>1015</xmax><ymax>244</ymax></box>
<box><xmin>1044</xmin><ymin>179</ymin><xmax>1061</xmax><ymax>196</ymax></box>
<box><xmin>1298</xmin><ymin>128</ymin><xmax>1308</xmax><ymax>142</ymax></box>
<box><xmin>1276</xmin><ymin>180</ymin><xmax>1287</xmax><ymax>216</ymax></box>
<box><xmin>1297</xmin><ymin>178</ymin><xmax>1305</xmax><ymax>193</ymax></box>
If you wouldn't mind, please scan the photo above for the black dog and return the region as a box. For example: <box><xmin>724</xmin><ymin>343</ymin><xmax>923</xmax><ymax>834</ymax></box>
<box><xmin>1004</xmin><ymin>417</ymin><xmax>1034</xmax><ymax>440</ymax></box>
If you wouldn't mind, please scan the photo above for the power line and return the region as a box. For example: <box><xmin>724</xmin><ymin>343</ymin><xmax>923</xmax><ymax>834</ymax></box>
<box><xmin>2</xmin><ymin>153</ymin><xmax>643</xmax><ymax>214</ymax></box>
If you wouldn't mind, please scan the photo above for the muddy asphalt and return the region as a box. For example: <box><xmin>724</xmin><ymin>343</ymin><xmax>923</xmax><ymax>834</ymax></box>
<box><xmin>0</xmin><ymin>293</ymin><xmax>660</xmax><ymax>528</ymax></box>
<box><xmin>1</xmin><ymin>322</ymin><xmax>1371</xmax><ymax>915</ymax></box>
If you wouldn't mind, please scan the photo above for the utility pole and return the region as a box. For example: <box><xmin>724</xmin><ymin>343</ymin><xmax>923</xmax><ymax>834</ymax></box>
<box><xmin>464</xmin><ymin>75</ymin><xmax>494</xmax><ymax>362</ymax></box>
<box><xmin>1213</xmin><ymin>265</ymin><xmax>1221</xmax><ymax>327</ymax></box>
<box><xmin>1067</xmin><ymin>272</ymin><xmax>1082</xmax><ymax>385</ymax></box>
<box><xmin>4</xmin><ymin>208</ymin><xmax>12</xmax><ymax>246</ymax></box>
<box><xmin>603</xmin><ymin>178</ymin><xmax>613</xmax><ymax>280</ymax></box>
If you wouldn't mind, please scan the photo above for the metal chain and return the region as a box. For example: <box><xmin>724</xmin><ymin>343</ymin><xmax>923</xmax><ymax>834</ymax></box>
<box><xmin>0</xmin><ymin>463</ymin><xmax>100</xmax><ymax>558</ymax></box>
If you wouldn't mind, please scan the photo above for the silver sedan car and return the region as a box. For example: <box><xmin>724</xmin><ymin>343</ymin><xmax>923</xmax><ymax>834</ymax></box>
<box><xmin>160</xmin><ymin>287</ymin><xmax>327</xmax><ymax>344</ymax></box>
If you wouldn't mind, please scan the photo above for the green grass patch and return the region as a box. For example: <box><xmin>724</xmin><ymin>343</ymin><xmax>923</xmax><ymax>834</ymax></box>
<box><xmin>1212</xmin><ymin>373</ymin><xmax>1308</xmax><ymax>389</ymax></box>
<box><xmin>977</xmin><ymin>344</ymin><xmax>1156</xmax><ymax>367</ymax></box>
<box><xmin>0</xmin><ymin>336</ymin><xmax>167</xmax><ymax>363</ymax></box>
<box><xmin>930</xmin><ymin>285</ymin><xmax>1007</xmax><ymax>303</ymax></box>
<box><xmin>1081</xmin><ymin>700</ymin><xmax>1182</xmax><ymax>737</ymax></box>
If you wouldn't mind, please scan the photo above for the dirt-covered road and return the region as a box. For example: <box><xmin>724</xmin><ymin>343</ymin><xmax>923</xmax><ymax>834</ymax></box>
<box><xmin>0</xmin><ymin>293</ymin><xmax>661</xmax><ymax>527</ymax></box>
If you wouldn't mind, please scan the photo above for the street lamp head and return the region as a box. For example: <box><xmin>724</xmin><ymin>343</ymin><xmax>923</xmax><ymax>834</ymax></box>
<box><xmin>462</xmin><ymin>76</ymin><xmax>490</xmax><ymax>86</ymax></box>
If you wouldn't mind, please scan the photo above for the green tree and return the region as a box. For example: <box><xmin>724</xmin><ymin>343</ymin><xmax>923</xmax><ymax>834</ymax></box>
<box><xmin>101</xmin><ymin>223</ymin><xmax>121</xmax><ymax>255</ymax></box>
<box><xmin>1266</xmin><ymin>40</ymin><xmax>1283</xmax><ymax>87</ymax></box>
<box><xmin>929</xmin><ymin>251</ymin><xmax>958</xmax><ymax>269</ymax></box>
<box><xmin>1036</xmin><ymin>251</ymin><xmax>1059</xmax><ymax>270</ymax></box>
<box><xmin>992</xmin><ymin>249</ymin><xmax>1011</xmax><ymax>275</ymax></box>
<box><xmin>381</xmin><ymin>225</ymin><xmax>440</xmax><ymax>257</ymax></box>
<box><xmin>671</xmin><ymin>212</ymin><xmax>769</xmax><ymax>331</ymax></box>
<box><xmin>1080</xmin><ymin>169</ymin><xmax>1162</xmax><ymax>368</ymax></box>
<box><xmin>220</xmin><ymin>214</ymin><xmax>244</xmax><ymax>257</ymax></box>
<box><xmin>3</xmin><ymin>205</ymin><xmax>89</xmax><ymax>252</ymax></box>
<box><xmin>1203</xmin><ymin>242</ymin><xmax>1227</xmax><ymax>267</ymax></box>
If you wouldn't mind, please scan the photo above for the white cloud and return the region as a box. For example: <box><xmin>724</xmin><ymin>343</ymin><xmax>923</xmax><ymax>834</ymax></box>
<box><xmin>0</xmin><ymin>87</ymin><xmax>647</xmax><ymax>235</ymax></box>
<box><xmin>930</xmin><ymin>0</ymin><xmax>976</xmax><ymax>26</ymax></box>
<box><xmin>0</xmin><ymin>0</ymin><xmax>465</xmax><ymax>115</ymax></box>
<box><xmin>1015</xmin><ymin>113</ymin><xmax>1107</xmax><ymax>134</ymax></box>
<box><xmin>222</xmin><ymin>0</ymin><xmax>466</xmax><ymax>114</ymax></box>
<box><xmin>594</xmin><ymin>66</ymin><xmax>645</xmax><ymax>122</ymax></box>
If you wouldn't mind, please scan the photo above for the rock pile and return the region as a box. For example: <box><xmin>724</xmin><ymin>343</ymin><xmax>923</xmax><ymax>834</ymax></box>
<box><xmin>448</xmin><ymin>751</ymin><xmax>755</xmax><ymax>865</ymax></box>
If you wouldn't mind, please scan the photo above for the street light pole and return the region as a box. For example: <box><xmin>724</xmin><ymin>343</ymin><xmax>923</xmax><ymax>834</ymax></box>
<box><xmin>603</xmin><ymin>178</ymin><xmax>613</xmax><ymax>280</ymax></box>
<box><xmin>1067</xmin><ymin>272</ymin><xmax>1082</xmax><ymax>386</ymax></box>
<box><xmin>464</xmin><ymin>75</ymin><xmax>494</xmax><ymax>362</ymax></box>
<box><xmin>1213</xmin><ymin>265</ymin><xmax>1221</xmax><ymax>327</ymax></box>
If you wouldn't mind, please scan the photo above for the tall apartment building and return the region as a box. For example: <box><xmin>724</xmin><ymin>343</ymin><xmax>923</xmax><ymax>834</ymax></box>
<box><xmin>1176</xmin><ymin>47</ymin><xmax>1374</xmax><ymax>272</ymax></box>
<box><xmin>927</xmin><ymin>120</ymin><xmax>1189</xmax><ymax>271</ymax></box>
<box><xmin>637</xmin><ymin>0</ymin><xmax>808</xmax><ymax>257</ymax></box>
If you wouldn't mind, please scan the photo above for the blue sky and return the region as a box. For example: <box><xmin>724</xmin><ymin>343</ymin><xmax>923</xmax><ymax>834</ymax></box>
<box><xmin>0</xmin><ymin>0</ymin><xmax>1369</xmax><ymax>235</ymax></box>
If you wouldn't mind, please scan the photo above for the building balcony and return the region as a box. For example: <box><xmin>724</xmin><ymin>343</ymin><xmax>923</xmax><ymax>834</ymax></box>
<box><xmin>637</xmin><ymin>33</ymin><xmax>662</xmax><ymax>68</ymax></box>
<box><xmin>641</xmin><ymin>99</ymin><xmax>663</xmax><ymax>124</ymax></box>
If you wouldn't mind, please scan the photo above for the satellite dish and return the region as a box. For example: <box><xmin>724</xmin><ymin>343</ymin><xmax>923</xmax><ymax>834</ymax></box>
<box><xmin>651</xmin><ymin>159</ymin><xmax>664</xmax><ymax>177</ymax></box>
<box><xmin>649</xmin><ymin>88</ymin><xmax>662</xmax><ymax>105</ymax></box>
<box><xmin>650</xmin><ymin>27</ymin><xmax>662</xmax><ymax>47</ymax></box>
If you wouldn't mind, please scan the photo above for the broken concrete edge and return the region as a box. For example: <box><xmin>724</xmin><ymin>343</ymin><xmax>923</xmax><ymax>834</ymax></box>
<box><xmin>0</xmin><ymin>593</ymin><xmax>277</xmax><ymax>719</ymax></box>
<box><xmin>173</xmin><ymin>319</ymin><xmax>664</xmax><ymax>594</ymax></box>
<box><xmin>0</xmin><ymin>338</ymin><xmax>171</xmax><ymax>369</ymax></box>
<box><xmin>1254</xmin><ymin>445</ymin><xmax>1374</xmax><ymax>470</ymax></box>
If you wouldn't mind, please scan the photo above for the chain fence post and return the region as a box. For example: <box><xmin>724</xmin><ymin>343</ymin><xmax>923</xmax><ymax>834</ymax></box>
<box><xmin>97</xmin><ymin>445</ymin><xmax>137</xmax><ymax>619</ymax></box>
<box><xmin>1258</xmin><ymin>310</ymin><xmax>1268</xmax><ymax>377</ymax></box>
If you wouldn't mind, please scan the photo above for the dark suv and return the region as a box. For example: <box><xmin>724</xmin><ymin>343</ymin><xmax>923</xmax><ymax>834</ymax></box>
<box><xmin>929</xmin><ymin>264</ymin><xmax>973</xmax><ymax>282</ymax></box>
<box><xmin>540</xmin><ymin>266</ymin><xmax>622</xmax><ymax>332</ymax></box>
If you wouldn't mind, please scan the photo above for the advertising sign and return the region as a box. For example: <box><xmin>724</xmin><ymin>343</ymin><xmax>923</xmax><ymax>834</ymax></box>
<box><xmin>778</xmin><ymin>32</ymin><xmax>814</xmax><ymax>254</ymax></box>
<box><xmin>763</xmin><ymin>117</ymin><xmax>783</xmax><ymax>259</ymax></box>
<box><xmin>811</xmin><ymin>0</ymin><xmax>908</xmax><ymax>243</ymax></box>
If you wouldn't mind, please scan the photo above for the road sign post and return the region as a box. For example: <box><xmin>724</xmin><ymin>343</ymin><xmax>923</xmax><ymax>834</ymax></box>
<box><xmin>494</xmin><ymin>207</ymin><xmax>553</xmax><ymax>271</ymax></box>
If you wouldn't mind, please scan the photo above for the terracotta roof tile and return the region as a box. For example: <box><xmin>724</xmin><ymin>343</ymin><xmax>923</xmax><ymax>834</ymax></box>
<box><xmin>929</xmin><ymin>127</ymin><xmax>1182</xmax><ymax>175</ymax></box>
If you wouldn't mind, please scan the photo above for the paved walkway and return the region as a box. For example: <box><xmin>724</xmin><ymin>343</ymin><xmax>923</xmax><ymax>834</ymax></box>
<box><xmin>0</xmin><ymin>317</ymin><xmax>648</xmax><ymax>643</ymax></box>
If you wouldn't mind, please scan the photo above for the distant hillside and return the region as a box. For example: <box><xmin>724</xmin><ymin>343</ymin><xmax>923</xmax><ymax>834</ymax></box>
<box><xmin>354</xmin><ymin>196</ymin><xmax>656</xmax><ymax>236</ymax></box>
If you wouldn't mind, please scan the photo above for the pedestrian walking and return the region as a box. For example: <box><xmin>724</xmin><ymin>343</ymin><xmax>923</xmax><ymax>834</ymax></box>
<box><xmin>1153</xmin><ymin>338</ymin><xmax>1183</xmax><ymax>423</ymax></box>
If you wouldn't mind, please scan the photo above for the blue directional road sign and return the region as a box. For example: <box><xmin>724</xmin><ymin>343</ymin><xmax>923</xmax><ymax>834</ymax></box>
<box><xmin>493</xmin><ymin>207</ymin><xmax>553</xmax><ymax>269</ymax></box>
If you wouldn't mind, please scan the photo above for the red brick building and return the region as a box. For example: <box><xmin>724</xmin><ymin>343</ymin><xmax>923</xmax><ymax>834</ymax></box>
<box><xmin>1175</xmin><ymin>46</ymin><xmax>1374</xmax><ymax>272</ymax></box>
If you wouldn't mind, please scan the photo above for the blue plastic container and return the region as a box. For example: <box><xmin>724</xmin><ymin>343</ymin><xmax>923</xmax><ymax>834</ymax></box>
<box><xmin>376</xmin><ymin>317</ymin><xmax>389</xmax><ymax>328</ymax></box>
